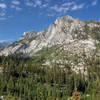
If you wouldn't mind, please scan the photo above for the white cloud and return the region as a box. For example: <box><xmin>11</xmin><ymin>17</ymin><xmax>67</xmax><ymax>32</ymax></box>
<box><xmin>50</xmin><ymin>5</ymin><xmax>69</xmax><ymax>12</ymax></box>
<box><xmin>8</xmin><ymin>15</ymin><xmax>13</xmax><ymax>18</ymax></box>
<box><xmin>92</xmin><ymin>0</ymin><xmax>97</xmax><ymax>6</ymax></box>
<box><xmin>12</xmin><ymin>0</ymin><xmax>20</xmax><ymax>5</ymax></box>
<box><xmin>71</xmin><ymin>3</ymin><xmax>84</xmax><ymax>11</ymax></box>
<box><xmin>50</xmin><ymin>2</ymin><xmax>85</xmax><ymax>14</ymax></box>
<box><xmin>33</xmin><ymin>0</ymin><xmax>42</xmax><ymax>7</ymax></box>
<box><xmin>0</xmin><ymin>0</ymin><xmax>3</xmax><ymax>1</ymax></box>
<box><xmin>25</xmin><ymin>2</ymin><xmax>33</xmax><ymax>6</ymax></box>
<box><xmin>11</xmin><ymin>5</ymin><xmax>22</xmax><ymax>11</ymax></box>
<box><xmin>0</xmin><ymin>17</ymin><xmax>7</xmax><ymax>21</ymax></box>
<box><xmin>62</xmin><ymin>2</ymin><xmax>75</xmax><ymax>7</ymax></box>
<box><xmin>41</xmin><ymin>3</ymin><xmax>48</xmax><ymax>8</ymax></box>
<box><xmin>16</xmin><ymin>6</ymin><xmax>22</xmax><ymax>11</ymax></box>
<box><xmin>25</xmin><ymin>1</ymin><xmax>48</xmax><ymax>8</ymax></box>
<box><xmin>0</xmin><ymin>3</ymin><xmax>7</xmax><ymax>9</ymax></box>
<box><xmin>0</xmin><ymin>12</ymin><xmax>5</xmax><ymax>16</ymax></box>
<box><xmin>11</xmin><ymin>5</ymin><xmax>15</xmax><ymax>8</ymax></box>
<box><xmin>0</xmin><ymin>0</ymin><xmax>90</xmax><ymax>19</ymax></box>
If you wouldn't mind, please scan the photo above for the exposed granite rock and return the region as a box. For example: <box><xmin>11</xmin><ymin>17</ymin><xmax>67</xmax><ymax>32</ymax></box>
<box><xmin>0</xmin><ymin>16</ymin><xmax>100</xmax><ymax>57</ymax></box>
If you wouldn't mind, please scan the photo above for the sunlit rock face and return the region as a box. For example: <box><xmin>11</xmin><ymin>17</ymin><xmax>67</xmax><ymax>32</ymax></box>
<box><xmin>0</xmin><ymin>16</ymin><xmax>100</xmax><ymax>56</ymax></box>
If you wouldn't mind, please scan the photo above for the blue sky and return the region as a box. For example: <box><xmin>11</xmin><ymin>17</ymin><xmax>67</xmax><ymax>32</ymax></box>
<box><xmin>0</xmin><ymin>0</ymin><xmax>100</xmax><ymax>43</ymax></box>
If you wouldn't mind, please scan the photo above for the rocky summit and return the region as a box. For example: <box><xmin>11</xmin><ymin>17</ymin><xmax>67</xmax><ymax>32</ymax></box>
<box><xmin>0</xmin><ymin>16</ymin><xmax>100</xmax><ymax>57</ymax></box>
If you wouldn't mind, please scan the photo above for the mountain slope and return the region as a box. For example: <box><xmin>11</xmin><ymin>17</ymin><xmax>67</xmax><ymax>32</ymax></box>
<box><xmin>0</xmin><ymin>16</ymin><xmax>100</xmax><ymax>56</ymax></box>
<box><xmin>0</xmin><ymin>42</ymin><xmax>8</xmax><ymax>50</ymax></box>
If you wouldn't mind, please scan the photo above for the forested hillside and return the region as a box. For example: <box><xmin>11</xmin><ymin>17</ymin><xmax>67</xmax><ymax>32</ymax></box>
<box><xmin>0</xmin><ymin>47</ymin><xmax>100</xmax><ymax>100</ymax></box>
<box><xmin>0</xmin><ymin>16</ymin><xmax>100</xmax><ymax>100</ymax></box>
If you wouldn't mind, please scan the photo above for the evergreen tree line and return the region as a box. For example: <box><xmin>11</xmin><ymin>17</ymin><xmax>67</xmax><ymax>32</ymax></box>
<box><xmin>0</xmin><ymin>54</ymin><xmax>100</xmax><ymax>100</ymax></box>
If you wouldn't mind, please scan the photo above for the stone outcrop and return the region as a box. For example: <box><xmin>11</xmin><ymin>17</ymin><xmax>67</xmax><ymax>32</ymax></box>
<box><xmin>0</xmin><ymin>16</ymin><xmax>100</xmax><ymax>56</ymax></box>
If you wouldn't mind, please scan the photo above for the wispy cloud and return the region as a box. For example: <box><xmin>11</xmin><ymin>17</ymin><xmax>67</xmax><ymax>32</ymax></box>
<box><xmin>92</xmin><ymin>0</ymin><xmax>97</xmax><ymax>6</ymax></box>
<box><xmin>71</xmin><ymin>3</ymin><xmax>84</xmax><ymax>11</ymax></box>
<box><xmin>62</xmin><ymin>2</ymin><xmax>75</xmax><ymax>7</ymax></box>
<box><xmin>0</xmin><ymin>17</ymin><xmax>7</xmax><ymax>21</ymax></box>
<box><xmin>0</xmin><ymin>12</ymin><xmax>5</xmax><ymax>16</ymax></box>
<box><xmin>33</xmin><ymin>0</ymin><xmax>42</xmax><ymax>7</ymax></box>
<box><xmin>12</xmin><ymin>0</ymin><xmax>20</xmax><ymax>5</ymax></box>
<box><xmin>11</xmin><ymin>5</ymin><xmax>22</xmax><ymax>11</ymax></box>
<box><xmin>27</xmin><ymin>0</ymin><xmax>49</xmax><ymax>8</ymax></box>
<box><xmin>25</xmin><ymin>2</ymin><xmax>33</xmax><ymax>6</ymax></box>
<box><xmin>16</xmin><ymin>6</ymin><xmax>22</xmax><ymax>11</ymax></box>
<box><xmin>50</xmin><ymin>2</ymin><xmax>85</xmax><ymax>14</ymax></box>
<box><xmin>0</xmin><ymin>3</ymin><xmax>7</xmax><ymax>9</ymax></box>
<box><xmin>41</xmin><ymin>3</ymin><xmax>48</xmax><ymax>8</ymax></box>
<box><xmin>0</xmin><ymin>0</ymin><xmax>98</xmax><ymax>19</ymax></box>
<box><xmin>50</xmin><ymin>5</ymin><xmax>69</xmax><ymax>13</ymax></box>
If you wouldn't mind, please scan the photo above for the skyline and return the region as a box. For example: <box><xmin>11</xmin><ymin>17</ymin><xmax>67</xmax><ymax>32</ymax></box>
<box><xmin>0</xmin><ymin>0</ymin><xmax>100</xmax><ymax>43</ymax></box>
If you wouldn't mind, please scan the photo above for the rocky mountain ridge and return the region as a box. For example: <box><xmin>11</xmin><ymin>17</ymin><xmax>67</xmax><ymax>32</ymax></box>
<box><xmin>0</xmin><ymin>42</ymin><xmax>8</xmax><ymax>50</ymax></box>
<box><xmin>0</xmin><ymin>16</ymin><xmax>100</xmax><ymax>56</ymax></box>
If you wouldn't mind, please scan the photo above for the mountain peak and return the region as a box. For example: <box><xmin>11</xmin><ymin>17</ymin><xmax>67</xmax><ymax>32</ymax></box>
<box><xmin>0</xmin><ymin>15</ymin><xmax>100</xmax><ymax>56</ymax></box>
<box><xmin>55</xmin><ymin>15</ymin><xmax>74</xmax><ymax>24</ymax></box>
